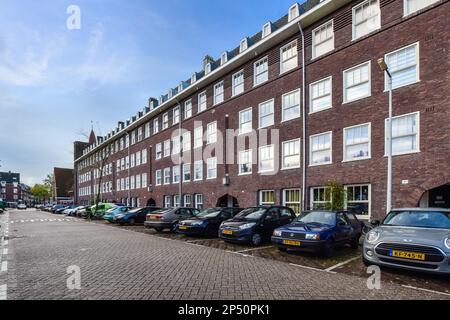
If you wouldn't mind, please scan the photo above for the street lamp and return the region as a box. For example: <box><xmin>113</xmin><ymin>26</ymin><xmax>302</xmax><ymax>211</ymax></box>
<box><xmin>378</xmin><ymin>58</ymin><xmax>393</xmax><ymax>214</ymax></box>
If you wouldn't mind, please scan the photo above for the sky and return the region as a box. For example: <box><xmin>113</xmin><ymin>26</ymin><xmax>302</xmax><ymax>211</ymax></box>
<box><xmin>0</xmin><ymin>0</ymin><xmax>302</xmax><ymax>186</ymax></box>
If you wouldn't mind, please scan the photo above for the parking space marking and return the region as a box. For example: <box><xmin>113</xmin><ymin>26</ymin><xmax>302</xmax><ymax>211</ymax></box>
<box><xmin>290</xmin><ymin>263</ymin><xmax>336</xmax><ymax>274</ymax></box>
<box><xmin>0</xmin><ymin>284</ymin><xmax>6</xmax><ymax>300</ymax></box>
<box><xmin>2</xmin><ymin>248</ymin><xmax>8</xmax><ymax>255</ymax></box>
<box><xmin>1</xmin><ymin>261</ymin><xmax>7</xmax><ymax>272</ymax></box>
<box><xmin>325</xmin><ymin>256</ymin><xmax>361</xmax><ymax>272</ymax></box>
<box><xmin>234</xmin><ymin>245</ymin><xmax>274</xmax><ymax>254</ymax></box>
<box><xmin>401</xmin><ymin>285</ymin><xmax>450</xmax><ymax>297</ymax></box>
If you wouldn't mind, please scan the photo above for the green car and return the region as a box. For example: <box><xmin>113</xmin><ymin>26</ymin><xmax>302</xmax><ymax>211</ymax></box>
<box><xmin>0</xmin><ymin>200</ymin><xmax>6</xmax><ymax>210</ymax></box>
<box><xmin>89</xmin><ymin>203</ymin><xmax>117</xmax><ymax>220</ymax></box>
<box><xmin>103</xmin><ymin>206</ymin><xmax>132</xmax><ymax>223</ymax></box>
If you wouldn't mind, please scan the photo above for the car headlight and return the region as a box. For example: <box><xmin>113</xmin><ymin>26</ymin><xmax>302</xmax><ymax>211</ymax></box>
<box><xmin>444</xmin><ymin>237</ymin><xmax>450</xmax><ymax>250</ymax></box>
<box><xmin>239</xmin><ymin>223</ymin><xmax>256</xmax><ymax>230</ymax></box>
<box><xmin>273</xmin><ymin>230</ymin><xmax>282</xmax><ymax>237</ymax></box>
<box><xmin>305</xmin><ymin>233</ymin><xmax>320</xmax><ymax>240</ymax></box>
<box><xmin>366</xmin><ymin>230</ymin><xmax>380</xmax><ymax>244</ymax></box>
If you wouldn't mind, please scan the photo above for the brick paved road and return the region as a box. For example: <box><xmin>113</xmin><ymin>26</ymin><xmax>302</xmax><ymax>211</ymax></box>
<box><xmin>0</xmin><ymin>209</ymin><xmax>448</xmax><ymax>300</ymax></box>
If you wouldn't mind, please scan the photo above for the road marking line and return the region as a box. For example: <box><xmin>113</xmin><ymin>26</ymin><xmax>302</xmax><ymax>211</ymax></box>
<box><xmin>235</xmin><ymin>246</ymin><xmax>274</xmax><ymax>254</ymax></box>
<box><xmin>30</xmin><ymin>220</ymin><xmax>34</xmax><ymax>222</ymax></box>
<box><xmin>3</xmin><ymin>240</ymin><xmax>8</xmax><ymax>246</ymax></box>
<box><xmin>20</xmin><ymin>220</ymin><xmax>24</xmax><ymax>223</ymax></box>
<box><xmin>0</xmin><ymin>284</ymin><xmax>6</xmax><ymax>300</ymax></box>
<box><xmin>2</xmin><ymin>249</ymin><xmax>8</xmax><ymax>255</ymax></box>
<box><xmin>401</xmin><ymin>285</ymin><xmax>450</xmax><ymax>297</ymax></box>
<box><xmin>289</xmin><ymin>263</ymin><xmax>336</xmax><ymax>274</ymax></box>
<box><xmin>325</xmin><ymin>256</ymin><xmax>361</xmax><ymax>272</ymax></box>
<box><xmin>1</xmin><ymin>261</ymin><xmax>7</xmax><ymax>272</ymax></box>
<box><xmin>9</xmin><ymin>221</ymin><xmax>13</xmax><ymax>224</ymax></box>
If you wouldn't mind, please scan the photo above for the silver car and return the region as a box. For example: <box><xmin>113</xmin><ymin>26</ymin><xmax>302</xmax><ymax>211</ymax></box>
<box><xmin>363</xmin><ymin>208</ymin><xmax>450</xmax><ymax>275</ymax></box>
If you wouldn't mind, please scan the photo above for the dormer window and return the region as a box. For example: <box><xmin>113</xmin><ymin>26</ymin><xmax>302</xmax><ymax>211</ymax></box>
<box><xmin>191</xmin><ymin>73</ymin><xmax>197</xmax><ymax>84</ymax></box>
<box><xmin>240</xmin><ymin>38</ymin><xmax>248</xmax><ymax>53</ymax></box>
<box><xmin>205</xmin><ymin>63</ymin><xmax>212</xmax><ymax>75</ymax></box>
<box><xmin>221</xmin><ymin>52</ymin><xmax>228</xmax><ymax>65</ymax></box>
<box><xmin>288</xmin><ymin>3</ymin><xmax>300</xmax><ymax>21</ymax></box>
<box><xmin>262</xmin><ymin>22</ymin><xmax>272</xmax><ymax>38</ymax></box>
<box><xmin>178</xmin><ymin>82</ymin><xmax>184</xmax><ymax>93</ymax></box>
<box><xmin>168</xmin><ymin>89</ymin><xmax>173</xmax><ymax>99</ymax></box>
<box><xmin>158</xmin><ymin>96</ymin><xmax>163</xmax><ymax>105</ymax></box>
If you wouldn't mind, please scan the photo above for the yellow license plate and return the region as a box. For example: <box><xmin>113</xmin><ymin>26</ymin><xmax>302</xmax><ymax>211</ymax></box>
<box><xmin>283</xmin><ymin>240</ymin><xmax>301</xmax><ymax>246</ymax></box>
<box><xmin>391</xmin><ymin>250</ymin><xmax>425</xmax><ymax>261</ymax></box>
<box><xmin>179</xmin><ymin>226</ymin><xmax>188</xmax><ymax>230</ymax></box>
<box><xmin>223</xmin><ymin>230</ymin><xmax>233</xmax><ymax>235</ymax></box>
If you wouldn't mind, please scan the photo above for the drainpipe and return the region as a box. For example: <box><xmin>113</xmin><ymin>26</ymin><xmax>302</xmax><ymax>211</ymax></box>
<box><xmin>127</xmin><ymin>132</ymin><xmax>131</xmax><ymax>206</ymax></box>
<box><xmin>174</xmin><ymin>98</ymin><xmax>183</xmax><ymax>208</ymax></box>
<box><xmin>297</xmin><ymin>22</ymin><xmax>307</xmax><ymax>212</ymax></box>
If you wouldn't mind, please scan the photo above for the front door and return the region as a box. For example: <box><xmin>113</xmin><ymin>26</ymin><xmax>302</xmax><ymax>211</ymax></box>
<box><xmin>428</xmin><ymin>185</ymin><xmax>450</xmax><ymax>209</ymax></box>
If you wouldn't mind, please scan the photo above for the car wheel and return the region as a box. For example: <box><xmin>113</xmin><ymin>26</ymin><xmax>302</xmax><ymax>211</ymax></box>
<box><xmin>322</xmin><ymin>238</ymin><xmax>335</xmax><ymax>257</ymax></box>
<box><xmin>155</xmin><ymin>227</ymin><xmax>164</xmax><ymax>232</ymax></box>
<box><xmin>170</xmin><ymin>222</ymin><xmax>179</xmax><ymax>233</ymax></box>
<box><xmin>251</xmin><ymin>233</ymin><xmax>262</xmax><ymax>246</ymax></box>
<box><xmin>128</xmin><ymin>218</ymin><xmax>135</xmax><ymax>226</ymax></box>
<box><xmin>350</xmin><ymin>234</ymin><xmax>361</xmax><ymax>249</ymax></box>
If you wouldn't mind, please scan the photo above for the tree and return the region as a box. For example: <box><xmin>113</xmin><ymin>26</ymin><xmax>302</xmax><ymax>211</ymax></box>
<box><xmin>31</xmin><ymin>184</ymin><xmax>51</xmax><ymax>203</ymax></box>
<box><xmin>324</xmin><ymin>181</ymin><xmax>347</xmax><ymax>211</ymax></box>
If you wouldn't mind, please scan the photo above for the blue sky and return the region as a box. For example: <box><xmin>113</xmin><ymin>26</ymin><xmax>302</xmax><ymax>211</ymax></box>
<box><xmin>0</xmin><ymin>0</ymin><xmax>302</xmax><ymax>185</ymax></box>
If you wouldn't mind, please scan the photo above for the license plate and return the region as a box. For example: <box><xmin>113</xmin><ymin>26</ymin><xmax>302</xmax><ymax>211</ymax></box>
<box><xmin>283</xmin><ymin>240</ymin><xmax>301</xmax><ymax>246</ymax></box>
<box><xmin>179</xmin><ymin>226</ymin><xmax>188</xmax><ymax>230</ymax></box>
<box><xmin>390</xmin><ymin>250</ymin><xmax>425</xmax><ymax>261</ymax></box>
<box><xmin>223</xmin><ymin>230</ymin><xmax>233</xmax><ymax>235</ymax></box>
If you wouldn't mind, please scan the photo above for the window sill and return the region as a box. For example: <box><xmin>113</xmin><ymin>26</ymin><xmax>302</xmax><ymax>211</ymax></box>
<box><xmin>384</xmin><ymin>150</ymin><xmax>421</xmax><ymax>157</ymax></box>
<box><xmin>281</xmin><ymin>166</ymin><xmax>301</xmax><ymax>171</ymax></box>
<box><xmin>309</xmin><ymin>106</ymin><xmax>332</xmax><ymax>115</ymax></box>
<box><xmin>238</xmin><ymin>172</ymin><xmax>252</xmax><ymax>176</ymax></box>
<box><xmin>383</xmin><ymin>80</ymin><xmax>420</xmax><ymax>92</ymax></box>
<box><xmin>309</xmin><ymin>162</ymin><xmax>332</xmax><ymax>167</ymax></box>
<box><xmin>342</xmin><ymin>157</ymin><xmax>371</xmax><ymax>163</ymax></box>
<box><xmin>281</xmin><ymin>116</ymin><xmax>301</xmax><ymax>124</ymax></box>
<box><xmin>342</xmin><ymin>94</ymin><xmax>371</xmax><ymax>105</ymax></box>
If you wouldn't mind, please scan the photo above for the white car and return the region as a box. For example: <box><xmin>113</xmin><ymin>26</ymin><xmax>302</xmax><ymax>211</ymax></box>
<box><xmin>17</xmin><ymin>204</ymin><xmax>27</xmax><ymax>210</ymax></box>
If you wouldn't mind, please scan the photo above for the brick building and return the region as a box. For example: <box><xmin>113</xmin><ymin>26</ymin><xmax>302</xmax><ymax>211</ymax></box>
<box><xmin>73</xmin><ymin>0</ymin><xmax>450</xmax><ymax>220</ymax></box>
<box><xmin>52</xmin><ymin>167</ymin><xmax>74</xmax><ymax>204</ymax></box>
<box><xmin>0</xmin><ymin>171</ymin><xmax>34</xmax><ymax>206</ymax></box>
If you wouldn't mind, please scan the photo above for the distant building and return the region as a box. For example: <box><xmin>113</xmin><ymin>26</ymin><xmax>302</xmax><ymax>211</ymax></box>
<box><xmin>52</xmin><ymin>168</ymin><xmax>74</xmax><ymax>204</ymax></box>
<box><xmin>0</xmin><ymin>171</ymin><xmax>34</xmax><ymax>205</ymax></box>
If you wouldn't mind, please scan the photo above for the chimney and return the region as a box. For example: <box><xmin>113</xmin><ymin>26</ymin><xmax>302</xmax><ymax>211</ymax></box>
<box><xmin>203</xmin><ymin>55</ymin><xmax>215</xmax><ymax>70</ymax></box>
<box><xmin>118</xmin><ymin>121</ymin><xmax>125</xmax><ymax>130</ymax></box>
<box><xmin>149</xmin><ymin>97</ymin><xmax>158</xmax><ymax>110</ymax></box>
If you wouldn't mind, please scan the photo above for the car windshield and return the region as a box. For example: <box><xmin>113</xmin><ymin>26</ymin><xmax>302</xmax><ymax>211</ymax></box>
<box><xmin>196</xmin><ymin>208</ymin><xmax>221</xmax><ymax>218</ymax></box>
<box><xmin>234</xmin><ymin>208</ymin><xmax>266</xmax><ymax>221</ymax></box>
<box><xmin>382</xmin><ymin>210</ymin><xmax>450</xmax><ymax>229</ymax></box>
<box><xmin>127</xmin><ymin>208</ymin><xmax>141</xmax><ymax>214</ymax></box>
<box><xmin>151</xmin><ymin>208</ymin><xmax>173</xmax><ymax>215</ymax></box>
<box><xmin>297</xmin><ymin>211</ymin><xmax>336</xmax><ymax>225</ymax></box>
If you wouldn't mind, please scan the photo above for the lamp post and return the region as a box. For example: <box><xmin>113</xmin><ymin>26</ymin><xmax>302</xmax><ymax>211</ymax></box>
<box><xmin>378</xmin><ymin>58</ymin><xmax>393</xmax><ymax>214</ymax></box>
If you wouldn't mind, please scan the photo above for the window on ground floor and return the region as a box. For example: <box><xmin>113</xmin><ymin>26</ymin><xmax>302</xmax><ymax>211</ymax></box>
<box><xmin>310</xmin><ymin>187</ymin><xmax>331</xmax><ymax>210</ymax></box>
<box><xmin>283</xmin><ymin>189</ymin><xmax>301</xmax><ymax>215</ymax></box>
<box><xmin>259</xmin><ymin>190</ymin><xmax>275</xmax><ymax>206</ymax></box>
<box><xmin>164</xmin><ymin>195</ymin><xmax>171</xmax><ymax>208</ymax></box>
<box><xmin>194</xmin><ymin>194</ymin><xmax>204</xmax><ymax>210</ymax></box>
<box><xmin>345</xmin><ymin>184</ymin><xmax>371</xmax><ymax>219</ymax></box>
<box><xmin>184</xmin><ymin>194</ymin><xmax>191</xmax><ymax>207</ymax></box>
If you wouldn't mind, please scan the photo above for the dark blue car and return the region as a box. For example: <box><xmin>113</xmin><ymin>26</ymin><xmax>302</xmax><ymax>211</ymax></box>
<box><xmin>271</xmin><ymin>211</ymin><xmax>363</xmax><ymax>257</ymax></box>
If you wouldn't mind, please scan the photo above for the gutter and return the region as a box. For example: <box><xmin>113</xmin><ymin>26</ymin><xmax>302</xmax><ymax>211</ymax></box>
<box><xmin>298</xmin><ymin>22</ymin><xmax>307</xmax><ymax>212</ymax></box>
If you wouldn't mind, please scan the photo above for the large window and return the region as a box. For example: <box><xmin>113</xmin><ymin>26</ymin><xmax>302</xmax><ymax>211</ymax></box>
<box><xmin>345</xmin><ymin>184</ymin><xmax>370</xmax><ymax>218</ymax></box>
<box><xmin>153</xmin><ymin>118</ymin><xmax>159</xmax><ymax>134</ymax></box>
<box><xmin>163</xmin><ymin>113</ymin><xmax>169</xmax><ymax>130</ymax></box>
<box><xmin>312</xmin><ymin>20</ymin><xmax>334</xmax><ymax>59</ymax></box>
<box><xmin>259</xmin><ymin>190</ymin><xmax>275</xmax><ymax>206</ymax></box>
<box><xmin>184</xmin><ymin>194</ymin><xmax>191</xmax><ymax>207</ymax></box>
<box><xmin>254</xmin><ymin>56</ymin><xmax>269</xmax><ymax>86</ymax></box>
<box><xmin>206</xmin><ymin>157</ymin><xmax>217</xmax><ymax>179</ymax></box>
<box><xmin>280</xmin><ymin>40</ymin><xmax>298</xmax><ymax>74</ymax></box>
<box><xmin>385</xmin><ymin>43</ymin><xmax>419</xmax><ymax>90</ymax></box>
<box><xmin>173</xmin><ymin>106</ymin><xmax>180</xmax><ymax>125</ymax></box>
<box><xmin>352</xmin><ymin>0</ymin><xmax>381</xmax><ymax>40</ymax></box>
<box><xmin>182</xmin><ymin>131</ymin><xmax>191</xmax><ymax>152</ymax></box>
<box><xmin>310</xmin><ymin>132</ymin><xmax>332</xmax><ymax>166</ymax></box>
<box><xmin>386</xmin><ymin>112</ymin><xmax>420</xmax><ymax>156</ymax></box>
<box><xmin>194</xmin><ymin>161</ymin><xmax>203</xmax><ymax>181</ymax></box>
<box><xmin>173</xmin><ymin>166</ymin><xmax>180</xmax><ymax>184</ymax></box>
<box><xmin>198</xmin><ymin>91</ymin><xmax>207</xmax><ymax>113</ymax></box>
<box><xmin>163</xmin><ymin>168</ymin><xmax>171</xmax><ymax>185</ymax></box>
<box><xmin>239</xmin><ymin>108</ymin><xmax>252</xmax><ymax>134</ymax></box>
<box><xmin>343</xmin><ymin>61</ymin><xmax>371</xmax><ymax>103</ymax></box>
<box><xmin>206</xmin><ymin>122</ymin><xmax>217</xmax><ymax>144</ymax></box>
<box><xmin>172</xmin><ymin>136</ymin><xmax>181</xmax><ymax>155</ymax></box>
<box><xmin>344</xmin><ymin>123</ymin><xmax>371</xmax><ymax>161</ymax></box>
<box><xmin>259</xmin><ymin>145</ymin><xmax>275</xmax><ymax>173</ymax></box>
<box><xmin>282</xmin><ymin>89</ymin><xmax>300</xmax><ymax>122</ymax></box>
<box><xmin>194</xmin><ymin>126</ymin><xmax>203</xmax><ymax>149</ymax></box>
<box><xmin>404</xmin><ymin>0</ymin><xmax>439</xmax><ymax>16</ymax></box>
<box><xmin>194</xmin><ymin>194</ymin><xmax>204</xmax><ymax>210</ymax></box>
<box><xmin>184</xmin><ymin>100</ymin><xmax>192</xmax><ymax>119</ymax></box>
<box><xmin>164</xmin><ymin>195</ymin><xmax>171</xmax><ymax>208</ymax></box>
<box><xmin>310</xmin><ymin>77</ymin><xmax>332</xmax><ymax>113</ymax></box>
<box><xmin>283</xmin><ymin>189</ymin><xmax>301</xmax><ymax>215</ymax></box>
<box><xmin>214</xmin><ymin>81</ymin><xmax>224</xmax><ymax>105</ymax></box>
<box><xmin>232</xmin><ymin>70</ymin><xmax>245</xmax><ymax>96</ymax></box>
<box><xmin>163</xmin><ymin>140</ymin><xmax>170</xmax><ymax>157</ymax></box>
<box><xmin>282</xmin><ymin>139</ymin><xmax>301</xmax><ymax>170</ymax></box>
<box><xmin>183</xmin><ymin>164</ymin><xmax>191</xmax><ymax>182</ymax></box>
<box><xmin>238</xmin><ymin>150</ymin><xmax>252</xmax><ymax>175</ymax></box>
<box><xmin>156</xmin><ymin>143</ymin><xmax>162</xmax><ymax>160</ymax></box>
<box><xmin>258</xmin><ymin>99</ymin><xmax>274</xmax><ymax>129</ymax></box>
<box><xmin>310</xmin><ymin>187</ymin><xmax>331</xmax><ymax>210</ymax></box>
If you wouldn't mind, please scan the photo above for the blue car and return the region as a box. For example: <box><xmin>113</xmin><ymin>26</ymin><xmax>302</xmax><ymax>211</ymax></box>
<box><xmin>103</xmin><ymin>206</ymin><xmax>132</xmax><ymax>223</ymax></box>
<box><xmin>272</xmin><ymin>211</ymin><xmax>363</xmax><ymax>257</ymax></box>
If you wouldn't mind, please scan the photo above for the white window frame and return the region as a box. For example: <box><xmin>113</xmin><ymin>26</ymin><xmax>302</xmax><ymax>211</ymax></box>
<box><xmin>352</xmin><ymin>0</ymin><xmax>381</xmax><ymax>41</ymax></box>
<box><xmin>172</xmin><ymin>166</ymin><xmax>180</xmax><ymax>184</ymax></box>
<box><xmin>280</xmin><ymin>40</ymin><xmax>298</xmax><ymax>74</ymax></box>
<box><xmin>238</xmin><ymin>107</ymin><xmax>252</xmax><ymax>135</ymax></box>
<box><xmin>403</xmin><ymin>0</ymin><xmax>439</xmax><ymax>16</ymax></box>
<box><xmin>163</xmin><ymin>168</ymin><xmax>171</xmax><ymax>185</ymax></box>
<box><xmin>238</xmin><ymin>150</ymin><xmax>253</xmax><ymax>176</ymax></box>
<box><xmin>194</xmin><ymin>126</ymin><xmax>203</xmax><ymax>149</ymax></box>
<box><xmin>310</xmin><ymin>186</ymin><xmax>331</xmax><ymax>210</ymax></box>
<box><xmin>163</xmin><ymin>139</ymin><xmax>171</xmax><ymax>158</ymax></box>
<box><xmin>258</xmin><ymin>99</ymin><xmax>275</xmax><ymax>129</ymax></box>
<box><xmin>214</xmin><ymin>81</ymin><xmax>224</xmax><ymax>105</ymax></box>
<box><xmin>309</xmin><ymin>131</ymin><xmax>333</xmax><ymax>166</ymax></box>
<box><xmin>155</xmin><ymin>170</ymin><xmax>162</xmax><ymax>186</ymax></box>
<box><xmin>184</xmin><ymin>194</ymin><xmax>192</xmax><ymax>207</ymax></box>
<box><xmin>183</xmin><ymin>163</ymin><xmax>191</xmax><ymax>182</ymax></box>
<box><xmin>156</xmin><ymin>143</ymin><xmax>162</xmax><ymax>160</ymax></box>
<box><xmin>259</xmin><ymin>190</ymin><xmax>275</xmax><ymax>206</ymax></box>
<box><xmin>232</xmin><ymin>69</ymin><xmax>245</xmax><ymax>97</ymax></box>
<box><xmin>184</xmin><ymin>100</ymin><xmax>192</xmax><ymax>119</ymax></box>
<box><xmin>258</xmin><ymin>145</ymin><xmax>275</xmax><ymax>173</ymax></box>
<box><xmin>343</xmin><ymin>61</ymin><xmax>371</xmax><ymax>104</ymax></box>
<box><xmin>281</xmin><ymin>89</ymin><xmax>301</xmax><ymax>122</ymax></box>
<box><xmin>183</xmin><ymin>131</ymin><xmax>191</xmax><ymax>152</ymax></box>
<box><xmin>312</xmin><ymin>20</ymin><xmax>334</xmax><ymax>59</ymax></box>
<box><xmin>254</xmin><ymin>56</ymin><xmax>269</xmax><ymax>87</ymax></box>
<box><xmin>173</xmin><ymin>106</ymin><xmax>180</xmax><ymax>125</ymax></box>
<box><xmin>385</xmin><ymin>111</ymin><xmax>420</xmax><ymax>156</ymax></box>
<box><xmin>343</xmin><ymin>123</ymin><xmax>371</xmax><ymax>162</ymax></box>
<box><xmin>384</xmin><ymin>42</ymin><xmax>420</xmax><ymax>91</ymax></box>
<box><xmin>282</xmin><ymin>138</ymin><xmax>301</xmax><ymax>170</ymax></box>
<box><xmin>344</xmin><ymin>184</ymin><xmax>371</xmax><ymax>220</ymax></box>
<box><xmin>194</xmin><ymin>160</ymin><xmax>203</xmax><ymax>181</ymax></box>
<box><xmin>194</xmin><ymin>194</ymin><xmax>204</xmax><ymax>210</ymax></box>
<box><xmin>162</xmin><ymin>112</ymin><xmax>169</xmax><ymax>129</ymax></box>
<box><xmin>282</xmin><ymin>189</ymin><xmax>301</xmax><ymax>215</ymax></box>
<box><xmin>206</xmin><ymin>122</ymin><xmax>217</xmax><ymax>145</ymax></box>
<box><xmin>309</xmin><ymin>76</ymin><xmax>332</xmax><ymax>114</ymax></box>
<box><xmin>153</xmin><ymin>118</ymin><xmax>159</xmax><ymax>134</ymax></box>
<box><xmin>198</xmin><ymin>91</ymin><xmax>207</xmax><ymax>113</ymax></box>
<box><xmin>206</xmin><ymin>157</ymin><xmax>217</xmax><ymax>180</ymax></box>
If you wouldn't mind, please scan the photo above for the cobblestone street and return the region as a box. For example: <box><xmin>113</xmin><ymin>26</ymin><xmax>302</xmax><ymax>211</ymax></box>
<box><xmin>0</xmin><ymin>209</ymin><xmax>447</xmax><ymax>300</ymax></box>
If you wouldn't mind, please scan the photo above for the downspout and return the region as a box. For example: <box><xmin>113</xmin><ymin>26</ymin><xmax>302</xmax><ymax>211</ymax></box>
<box><xmin>174</xmin><ymin>98</ymin><xmax>183</xmax><ymax>208</ymax></box>
<box><xmin>297</xmin><ymin>22</ymin><xmax>307</xmax><ymax>212</ymax></box>
<box><xmin>127</xmin><ymin>132</ymin><xmax>131</xmax><ymax>206</ymax></box>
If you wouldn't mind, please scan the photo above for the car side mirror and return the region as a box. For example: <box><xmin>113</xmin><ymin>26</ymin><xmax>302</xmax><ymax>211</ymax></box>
<box><xmin>370</xmin><ymin>219</ymin><xmax>381</xmax><ymax>226</ymax></box>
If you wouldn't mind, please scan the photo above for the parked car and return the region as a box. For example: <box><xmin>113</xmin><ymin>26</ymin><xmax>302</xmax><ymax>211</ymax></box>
<box><xmin>56</xmin><ymin>206</ymin><xmax>74</xmax><ymax>214</ymax></box>
<box><xmin>17</xmin><ymin>203</ymin><xmax>27</xmax><ymax>210</ymax></box>
<box><xmin>115</xmin><ymin>207</ymin><xmax>162</xmax><ymax>225</ymax></box>
<box><xmin>52</xmin><ymin>205</ymin><xmax>67</xmax><ymax>214</ymax></box>
<box><xmin>363</xmin><ymin>208</ymin><xmax>450</xmax><ymax>275</ymax></box>
<box><xmin>145</xmin><ymin>208</ymin><xmax>200</xmax><ymax>232</ymax></box>
<box><xmin>219</xmin><ymin>206</ymin><xmax>296</xmax><ymax>246</ymax></box>
<box><xmin>103</xmin><ymin>206</ymin><xmax>132</xmax><ymax>223</ymax></box>
<box><xmin>272</xmin><ymin>211</ymin><xmax>363</xmax><ymax>257</ymax></box>
<box><xmin>64</xmin><ymin>206</ymin><xmax>85</xmax><ymax>216</ymax></box>
<box><xmin>177</xmin><ymin>207</ymin><xmax>243</xmax><ymax>237</ymax></box>
<box><xmin>88</xmin><ymin>203</ymin><xmax>117</xmax><ymax>219</ymax></box>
